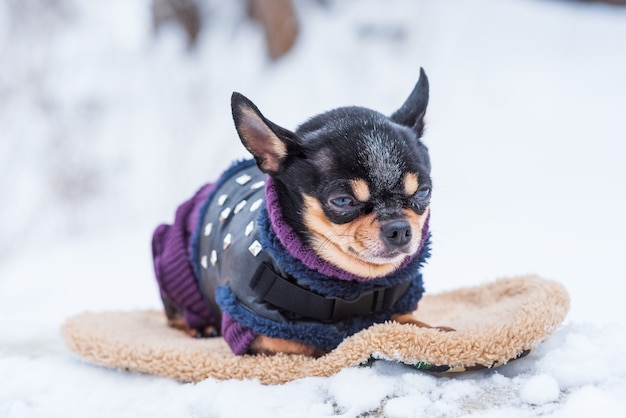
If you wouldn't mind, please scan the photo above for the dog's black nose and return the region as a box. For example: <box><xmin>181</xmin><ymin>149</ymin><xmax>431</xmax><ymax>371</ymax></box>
<box><xmin>381</xmin><ymin>220</ymin><xmax>412</xmax><ymax>247</ymax></box>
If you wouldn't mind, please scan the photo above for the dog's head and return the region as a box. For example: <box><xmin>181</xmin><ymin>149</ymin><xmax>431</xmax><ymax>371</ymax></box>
<box><xmin>232</xmin><ymin>69</ymin><xmax>431</xmax><ymax>279</ymax></box>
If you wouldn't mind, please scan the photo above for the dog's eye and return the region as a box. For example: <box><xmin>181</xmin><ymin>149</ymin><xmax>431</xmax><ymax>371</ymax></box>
<box><xmin>411</xmin><ymin>187</ymin><xmax>431</xmax><ymax>213</ymax></box>
<box><xmin>330</xmin><ymin>196</ymin><xmax>357</xmax><ymax>208</ymax></box>
<box><xmin>416</xmin><ymin>187</ymin><xmax>431</xmax><ymax>200</ymax></box>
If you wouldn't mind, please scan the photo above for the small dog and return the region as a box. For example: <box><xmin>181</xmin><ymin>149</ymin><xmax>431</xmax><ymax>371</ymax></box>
<box><xmin>152</xmin><ymin>68</ymin><xmax>450</xmax><ymax>357</ymax></box>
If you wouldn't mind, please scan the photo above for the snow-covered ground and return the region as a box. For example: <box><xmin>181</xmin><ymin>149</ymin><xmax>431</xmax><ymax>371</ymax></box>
<box><xmin>1</xmin><ymin>0</ymin><xmax>626</xmax><ymax>416</ymax></box>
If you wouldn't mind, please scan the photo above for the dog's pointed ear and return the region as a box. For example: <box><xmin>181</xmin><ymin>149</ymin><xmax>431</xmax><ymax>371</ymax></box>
<box><xmin>231</xmin><ymin>92</ymin><xmax>300</xmax><ymax>174</ymax></box>
<box><xmin>390</xmin><ymin>67</ymin><xmax>429</xmax><ymax>138</ymax></box>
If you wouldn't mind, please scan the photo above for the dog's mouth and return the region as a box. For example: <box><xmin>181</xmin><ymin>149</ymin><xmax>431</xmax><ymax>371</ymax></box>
<box><xmin>305</xmin><ymin>226</ymin><xmax>415</xmax><ymax>279</ymax></box>
<box><xmin>347</xmin><ymin>246</ymin><xmax>412</xmax><ymax>266</ymax></box>
<box><xmin>307</xmin><ymin>226</ymin><xmax>420</xmax><ymax>278</ymax></box>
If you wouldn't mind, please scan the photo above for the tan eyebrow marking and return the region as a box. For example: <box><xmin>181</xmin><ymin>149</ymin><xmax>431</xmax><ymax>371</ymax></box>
<box><xmin>404</xmin><ymin>173</ymin><xmax>419</xmax><ymax>196</ymax></box>
<box><xmin>350</xmin><ymin>179</ymin><xmax>371</xmax><ymax>202</ymax></box>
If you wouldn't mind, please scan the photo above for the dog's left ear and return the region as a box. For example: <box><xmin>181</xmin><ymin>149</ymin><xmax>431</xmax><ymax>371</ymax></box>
<box><xmin>390</xmin><ymin>67</ymin><xmax>429</xmax><ymax>138</ymax></box>
<box><xmin>231</xmin><ymin>92</ymin><xmax>300</xmax><ymax>174</ymax></box>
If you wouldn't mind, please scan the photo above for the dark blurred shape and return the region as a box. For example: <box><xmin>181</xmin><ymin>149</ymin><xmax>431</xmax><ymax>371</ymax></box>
<box><xmin>152</xmin><ymin>0</ymin><xmax>202</xmax><ymax>48</ymax></box>
<box><xmin>247</xmin><ymin>0</ymin><xmax>299</xmax><ymax>60</ymax></box>
<box><xmin>150</xmin><ymin>0</ymin><xmax>299</xmax><ymax>59</ymax></box>
<box><xmin>573</xmin><ymin>0</ymin><xmax>626</xmax><ymax>4</ymax></box>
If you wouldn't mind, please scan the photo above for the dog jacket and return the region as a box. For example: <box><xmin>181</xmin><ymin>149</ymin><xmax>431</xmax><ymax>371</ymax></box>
<box><xmin>153</xmin><ymin>159</ymin><xmax>430</xmax><ymax>355</ymax></box>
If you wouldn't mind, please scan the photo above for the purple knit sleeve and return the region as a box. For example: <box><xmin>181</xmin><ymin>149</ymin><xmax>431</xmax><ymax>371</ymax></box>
<box><xmin>152</xmin><ymin>184</ymin><xmax>217</xmax><ymax>330</ymax></box>
<box><xmin>221</xmin><ymin>313</ymin><xmax>259</xmax><ymax>355</ymax></box>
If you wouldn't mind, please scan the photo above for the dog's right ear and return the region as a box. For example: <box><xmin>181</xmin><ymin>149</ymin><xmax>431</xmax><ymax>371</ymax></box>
<box><xmin>231</xmin><ymin>92</ymin><xmax>300</xmax><ymax>174</ymax></box>
<box><xmin>390</xmin><ymin>68</ymin><xmax>429</xmax><ymax>138</ymax></box>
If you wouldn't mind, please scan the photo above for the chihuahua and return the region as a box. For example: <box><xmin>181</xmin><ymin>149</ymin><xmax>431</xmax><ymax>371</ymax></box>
<box><xmin>152</xmin><ymin>68</ymin><xmax>449</xmax><ymax>357</ymax></box>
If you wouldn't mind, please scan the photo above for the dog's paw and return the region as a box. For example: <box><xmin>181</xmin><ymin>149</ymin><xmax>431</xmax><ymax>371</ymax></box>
<box><xmin>433</xmin><ymin>325</ymin><xmax>456</xmax><ymax>332</ymax></box>
<box><xmin>192</xmin><ymin>326</ymin><xmax>218</xmax><ymax>338</ymax></box>
<box><xmin>167</xmin><ymin>316</ymin><xmax>218</xmax><ymax>338</ymax></box>
<box><xmin>248</xmin><ymin>335</ymin><xmax>327</xmax><ymax>357</ymax></box>
<box><xmin>391</xmin><ymin>313</ymin><xmax>455</xmax><ymax>332</ymax></box>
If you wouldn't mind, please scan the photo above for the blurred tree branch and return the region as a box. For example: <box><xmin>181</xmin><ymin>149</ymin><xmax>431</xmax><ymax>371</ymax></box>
<box><xmin>247</xmin><ymin>0</ymin><xmax>298</xmax><ymax>60</ymax></box>
<box><xmin>151</xmin><ymin>0</ymin><xmax>299</xmax><ymax>60</ymax></box>
<box><xmin>152</xmin><ymin>0</ymin><xmax>202</xmax><ymax>48</ymax></box>
<box><xmin>577</xmin><ymin>0</ymin><xmax>626</xmax><ymax>4</ymax></box>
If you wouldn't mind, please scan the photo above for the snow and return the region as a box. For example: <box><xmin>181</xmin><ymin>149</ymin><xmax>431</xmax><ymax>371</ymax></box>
<box><xmin>519</xmin><ymin>374</ymin><xmax>560</xmax><ymax>406</ymax></box>
<box><xmin>1</xmin><ymin>0</ymin><xmax>626</xmax><ymax>416</ymax></box>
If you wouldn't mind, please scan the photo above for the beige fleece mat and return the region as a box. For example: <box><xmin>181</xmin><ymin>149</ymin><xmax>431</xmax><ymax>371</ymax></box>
<box><xmin>62</xmin><ymin>275</ymin><xmax>569</xmax><ymax>384</ymax></box>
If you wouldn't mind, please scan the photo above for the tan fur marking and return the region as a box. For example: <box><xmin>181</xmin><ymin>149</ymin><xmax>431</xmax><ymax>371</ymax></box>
<box><xmin>249</xmin><ymin>335</ymin><xmax>326</xmax><ymax>357</ymax></box>
<box><xmin>239</xmin><ymin>106</ymin><xmax>287</xmax><ymax>172</ymax></box>
<box><xmin>404</xmin><ymin>173</ymin><xmax>419</xmax><ymax>196</ymax></box>
<box><xmin>350</xmin><ymin>179</ymin><xmax>371</xmax><ymax>202</ymax></box>
<box><xmin>302</xmin><ymin>195</ymin><xmax>429</xmax><ymax>278</ymax></box>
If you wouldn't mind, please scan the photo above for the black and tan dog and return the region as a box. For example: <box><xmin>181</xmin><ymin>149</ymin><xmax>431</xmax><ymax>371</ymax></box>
<box><xmin>152</xmin><ymin>68</ymin><xmax>450</xmax><ymax>357</ymax></box>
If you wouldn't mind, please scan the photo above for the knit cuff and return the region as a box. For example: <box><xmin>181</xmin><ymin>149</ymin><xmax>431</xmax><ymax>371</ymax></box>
<box><xmin>152</xmin><ymin>185</ymin><xmax>217</xmax><ymax>330</ymax></box>
<box><xmin>222</xmin><ymin>313</ymin><xmax>259</xmax><ymax>355</ymax></box>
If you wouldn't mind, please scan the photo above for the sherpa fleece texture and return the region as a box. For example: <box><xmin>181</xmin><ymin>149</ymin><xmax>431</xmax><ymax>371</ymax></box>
<box><xmin>62</xmin><ymin>275</ymin><xmax>570</xmax><ymax>385</ymax></box>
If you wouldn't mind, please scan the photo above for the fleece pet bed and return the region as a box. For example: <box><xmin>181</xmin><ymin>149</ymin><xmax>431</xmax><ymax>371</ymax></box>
<box><xmin>62</xmin><ymin>275</ymin><xmax>569</xmax><ymax>384</ymax></box>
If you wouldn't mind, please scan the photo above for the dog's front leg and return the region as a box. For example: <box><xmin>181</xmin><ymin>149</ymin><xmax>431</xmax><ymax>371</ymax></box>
<box><xmin>248</xmin><ymin>335</ymin><xmax>327</xmax><ymax>357</ymax></box>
